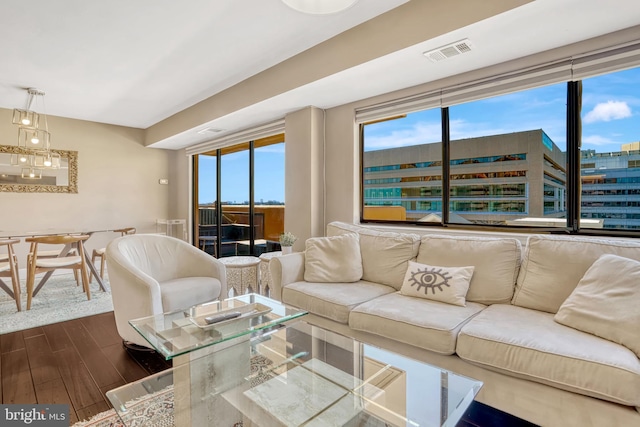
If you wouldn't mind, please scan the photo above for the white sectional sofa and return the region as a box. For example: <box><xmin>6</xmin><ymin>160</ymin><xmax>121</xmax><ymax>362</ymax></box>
<box><xmin>269</xmin><ymin>221</ymin><xmax>640</xmax><ymax>427</ymax></box>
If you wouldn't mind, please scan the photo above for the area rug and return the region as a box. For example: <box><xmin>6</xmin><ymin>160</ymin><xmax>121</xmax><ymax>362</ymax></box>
<box><xmin>0</xmin><ymin>272</ymin><xmax>113</xmax><ymax>334</ymax></box>
<box><xmin>72</xmin><ymin>355</ymin><xmax>273</xmax><ymax>426</ymax></box>
<box><xmin>73</xmin><ymin>386</ymin><xmax>174</xmax><ymax>427</ymax></box>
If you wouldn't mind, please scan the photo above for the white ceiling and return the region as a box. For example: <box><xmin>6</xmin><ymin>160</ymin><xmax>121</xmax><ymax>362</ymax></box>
<box><xmin>2</xmin><ymin>0</ymin><xmax>640</xmax><ymax>151</ymax></box>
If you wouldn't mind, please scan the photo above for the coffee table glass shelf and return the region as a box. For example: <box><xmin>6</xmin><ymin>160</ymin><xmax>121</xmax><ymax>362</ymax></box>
<box><xmin>107</xmin><ymin>321</ymin><xmax>482</xmax><ymax>426</ymax></box>
<box><xmin>128</xmin><ymin>293</ymin><xmax>308</xmax><ymax>360</ymax></box>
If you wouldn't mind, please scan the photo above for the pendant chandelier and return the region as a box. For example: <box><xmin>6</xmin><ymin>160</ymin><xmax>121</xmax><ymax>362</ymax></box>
<box><xmin>10</xmin><ymin>88</ymin><xmax>60</xmax><ymax>179</ymax></box>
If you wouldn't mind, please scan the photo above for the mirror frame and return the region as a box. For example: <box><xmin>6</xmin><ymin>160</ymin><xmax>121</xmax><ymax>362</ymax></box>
<box><xmin>0</xmin><ymin>145</ymin><xmax>78</xmax><ymax>193</ymax></box>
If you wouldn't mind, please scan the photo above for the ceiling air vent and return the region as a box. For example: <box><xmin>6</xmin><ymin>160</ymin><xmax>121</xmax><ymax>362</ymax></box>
<box><xmin>423</xmin><ymin>39</ymin><xmax>473</xmax><ymax>63</ymax></box>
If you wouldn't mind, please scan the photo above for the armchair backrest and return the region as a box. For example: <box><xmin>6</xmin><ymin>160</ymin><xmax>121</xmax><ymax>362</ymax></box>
<box><xmin>107</xmin><ymin>234</ymin><xmax>199</xmax><ymax>282</ymax></box>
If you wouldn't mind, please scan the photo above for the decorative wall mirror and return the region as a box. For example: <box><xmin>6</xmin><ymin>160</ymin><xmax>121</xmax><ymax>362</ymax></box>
<box><xmin>0</xmin><ymin>145</ymin><xmax>78</xmax><ymax>193</ymax></box>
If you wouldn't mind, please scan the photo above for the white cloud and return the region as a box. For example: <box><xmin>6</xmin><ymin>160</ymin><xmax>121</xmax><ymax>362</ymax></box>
<box><xmin>583</xmin><ymin>101</ymin><xmax>632</xmax><ymax>124</ymax></box>
<box><xmin>582</xmin><ymin>135</ymin><xmax>613</xmax><ymax>146</ymax></box>
<box><xmin>366</xmin><ymin>118</ymin><xmax>569</xmax><ymax>150</ymax></box>
<box><xmin>365</xmin><ymin>122</ymin><xmax>441</xmax><ymax>150</ymax></box>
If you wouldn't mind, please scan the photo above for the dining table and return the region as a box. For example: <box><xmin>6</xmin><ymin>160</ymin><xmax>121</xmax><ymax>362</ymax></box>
<box><xmin>0</xmin><ymin>227</ymin><xmax>117</xmax><ymax>298</ymax></box>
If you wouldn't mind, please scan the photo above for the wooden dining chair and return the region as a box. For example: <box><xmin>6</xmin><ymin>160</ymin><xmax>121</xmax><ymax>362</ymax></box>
<box><xmin>36</xmin><ymin>244</ymin><xmax>80</xmax><ymax>285</ymax></box>
<box><xmin>91</xmin><ymin>227</ymin><xmax>136</xmax><ymax>283</ymax></box>
<box><xmin>0</xmin><ymin>238</ymin><xmax>22</xmax><ymax>311</ymax></box>
<box><xmin>25</xmin><ymin>234</ymin><xmax>91</xmax><ymax>310</ymax></box>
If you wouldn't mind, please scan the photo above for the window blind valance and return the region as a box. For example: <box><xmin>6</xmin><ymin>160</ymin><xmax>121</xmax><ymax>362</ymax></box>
<box><xmin>185</xmin><ymin>119</ymin><xmax>285</xmax><ymax>156</ymax></box>
<box><xmin>572</xmin><ymin>40</ymin><xmax>640</xmax><ymax>80</ymax></box>
<box><xmin>355</xmin><ymin>39</ymin><xmax>640</xmax><ymax>122</ymax></box>
<box><xmin>440</xmin><ymin>60</ymin><xmax>572</xmax><ymax>107</ymax></box>
<box><xmin>355</xmin><ymin>91</ymin><xmax>441</xmax><ymax>124</ymax></box>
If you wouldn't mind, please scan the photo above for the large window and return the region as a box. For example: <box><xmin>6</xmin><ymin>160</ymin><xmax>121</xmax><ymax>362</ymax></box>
<box><xmin>255</xmin><ymin>137</ymin><xmax>285</xmax><ymax>252</ymax></box>
<box><xmin>362</xmin><ymin>109</ymin><xmax>442</xmax><ymax>222</ymax></box>
<box><xmin>194</xmin><ymin>134</ymin><xmax>285</xmax><ymax>257</ymax></box>
<box><xmin>221</xmin><ymin>145</ymin><xmax>250</xmax><ymax>257</ymax></box>
<box><xmin>196</xmin><ymin>153</ymin><xmax>217</xmax><ymax>252</ymax></box>
<box><xmin>580</xmin><ymin>68</ymin><xmax>640</xmax><ymax>230</ymax></box>
<box><xmin>360</xmin><ymin>63</ymin><xmax>640</xmax><ymax>235</ymax></box>
<box><xmin>448</xmin><ymin>83</ymin><xmax>567</xmax><ymax>227</ymax></box>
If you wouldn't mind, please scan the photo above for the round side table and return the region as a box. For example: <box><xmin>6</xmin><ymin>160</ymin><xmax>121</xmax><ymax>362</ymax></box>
<box><xmin>218</xmin><ymin>256</ymin><xmax>261</xmax><ymax>297</ymax></box>
<box><xmin>258</xmin><ymin>251</ymin><xmax>283</xmax><ymax>297</ymax></box>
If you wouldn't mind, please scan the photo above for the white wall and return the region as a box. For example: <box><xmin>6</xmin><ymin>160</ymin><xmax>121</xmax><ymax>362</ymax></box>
<box><xmin>0</xmin><ymin>108</ymin><xmax>171</xmax><ymax>262</ymax></box>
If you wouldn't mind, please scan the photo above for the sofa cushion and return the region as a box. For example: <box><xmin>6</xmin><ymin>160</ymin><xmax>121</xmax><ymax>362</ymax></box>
<box><xmin>327</xmin><ymin>221</ymin><xmax>420</xmax><ymax>290</ymax></box>
<box><xmin>159</xmin><ymin>277</ymin><xmax>221</xmax><ymax>312</ymax></box>
<box><xmin>282</xmin><ymin>280</ymin><xmax>395</xmax><ymax>324</ymax></box>
<box><xmin>417</xmin><ymin>235</ymin><xmax>521</xmax><ymax>304</ymax></box>
<box><xmin>304</xmin><ymin>233</ymin><xmax>363</xmax><ymax>283</ymax></box>
<box><xmin>512</xmin><ymin>234</ymin><xmax>640</xmax><ymax>313</ymax></box>
<box><xmin>400</xmin><ymin>261</ymin><xmax>474</xmax><ymax>306</ymax></box>
<box><xmin>555</xmin><ymin>254</ymin><xmax>640</xmax><ymax>358</ymax></box>
<box><xmin>349</xmin><ymin>292</ymin><xmax>485</xmax><ymax>355</ymax></box>
<box><xmin>457</xmin><ymin>304</ymin><xmax>640</xmax><ymax>407</ymax></box>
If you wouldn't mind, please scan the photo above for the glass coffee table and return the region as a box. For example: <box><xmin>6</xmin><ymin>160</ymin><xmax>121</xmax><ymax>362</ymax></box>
<box><xmin>126</xmin><ymin>293</ymin><xmax>308</xmax><ymax>360</ymax></box>
<box><xmin>107</xmin><ymin>301</ymin><xmax>482</xmax><ymax>427</ymax></box>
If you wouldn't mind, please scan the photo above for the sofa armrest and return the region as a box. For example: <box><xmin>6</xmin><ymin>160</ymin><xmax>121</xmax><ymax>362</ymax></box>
<box><xmin>269</xmin><ymin>252</ymin><xmax>305</xmax><ymax>301</ymax></box>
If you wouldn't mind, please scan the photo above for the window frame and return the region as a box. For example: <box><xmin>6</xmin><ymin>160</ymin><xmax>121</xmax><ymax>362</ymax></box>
<box><xmin>359</xmin><ymin>76</ymin><xmax>640</xmax><ymax>238</ymax></box>
<box><xmin>192</xmin><ymin>134</ymin><xmax>285</xmax><ymax>255</ymax></box>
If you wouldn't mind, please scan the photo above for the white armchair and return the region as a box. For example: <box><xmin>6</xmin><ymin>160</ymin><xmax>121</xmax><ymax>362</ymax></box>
<box><xmin>106</xmin><ymin>234</ymin><xmax>227</xmax><ymax>348</ymax></box>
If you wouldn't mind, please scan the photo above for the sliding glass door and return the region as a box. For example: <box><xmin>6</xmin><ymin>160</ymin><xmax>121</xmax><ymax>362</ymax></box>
<box><xmin>194</xmin><ymin>134</ymin><xmax>285</xmax><ymax>258</ymax></box>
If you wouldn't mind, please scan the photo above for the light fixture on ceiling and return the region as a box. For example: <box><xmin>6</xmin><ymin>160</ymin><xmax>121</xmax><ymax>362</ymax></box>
<box><xmin>281</xmin><ymin>0</ymin><xmax>359</xmax><ymax>15</ymax></box>
<box><xmin>10</xmin><ymin>88</ymin><xmax>60</xmax><ymax>179</ymax></box>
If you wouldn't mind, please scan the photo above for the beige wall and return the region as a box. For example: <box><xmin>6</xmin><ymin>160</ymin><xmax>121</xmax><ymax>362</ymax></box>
<box><xmin>0</xmin><ymin>108</ymin><xmax>171</xmax><ymax>261</ymax></box>
<box><xmin>169</xmin><ymin>148</ymin><xmax>192</xmax><ymax>240</ymax></box>
<box><xmin>284</xmin><ymin>107</ymin><xmax>325</xmax><ymax>251</ymax></box>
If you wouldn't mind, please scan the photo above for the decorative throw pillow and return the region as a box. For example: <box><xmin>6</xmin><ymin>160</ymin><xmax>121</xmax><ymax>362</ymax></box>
<box><xmin>554</xmin><ymin>254</ymin><xmax>640</xmax><ymax>358</ymax></box>
<box><xmin>400</xmin><ymin>261</ymin><xmax>474</xmax><ymax>307</ymax></box>
<box><xmin>327</xmin><ymin>221</ymin><xmax>420</xmax><ymax>290</ymax></box>
<box><xmin>304</xmin><ymin>233</ymin><xmax>363</xmax><ymax>283</ymax></box>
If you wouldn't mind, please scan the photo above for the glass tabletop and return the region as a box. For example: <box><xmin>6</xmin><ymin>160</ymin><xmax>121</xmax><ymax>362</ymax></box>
<box><xmin>107</xmin><ymin>321</ymin><xmax>482</xmax><ymax>427</ymax></box>
<box><xmin>128</xmin><ymin>293</ymin><xmax>308</xmax><ymax>359</ymax></box>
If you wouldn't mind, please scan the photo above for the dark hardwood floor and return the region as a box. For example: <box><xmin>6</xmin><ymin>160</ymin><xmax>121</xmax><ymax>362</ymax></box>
<box><xmin>0</xmin><ymin>311</ymin><xmax>536</xmax><ymax>426</ymax></box>
<box><xmin>0</xmin><ymin>311</ymin><xmax>171</xmax><ymax>424</ymax></box>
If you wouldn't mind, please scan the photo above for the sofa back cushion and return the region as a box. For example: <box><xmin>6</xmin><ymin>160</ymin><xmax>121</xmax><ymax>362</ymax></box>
<box><xmin>512</xmin><ymin>234</ymin><xmax>640</xmax><ymax>313</ymax></box>
<box><xmin>554</xmin><ymin>254</ymin><xmax>640</xmax><ymax>358</ymax></box>
<box><xmin>417</xmin><ymin>235</ymin><xmax>521</xmax><ymax>304</ymax></box>
<box><xmin>327</xmin><ymin>221</ymin><xmax>420</xmax><ymax>290</ymax></box>
<box><xmin>304</xmin><ymin>232</ymin><xmax>363</xmax><ymax>283</ymax></box>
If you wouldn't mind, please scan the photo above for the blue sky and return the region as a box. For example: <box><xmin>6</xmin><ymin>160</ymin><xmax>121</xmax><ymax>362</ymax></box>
<box><xmin>365</xmin><ymin>66</ymin><xmax>640</xmax><ymax>155</ymax></box>
<box><xmin>198</xmin><ymin>143</ymin><xmax>285</xmax><ymax>204</ymax></box>
<box><xmin>200</xmin><ymin>67</ymin><xmax>639</xmax><ymax>204</ymax></box>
